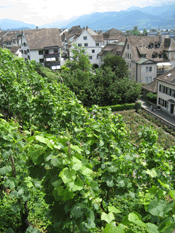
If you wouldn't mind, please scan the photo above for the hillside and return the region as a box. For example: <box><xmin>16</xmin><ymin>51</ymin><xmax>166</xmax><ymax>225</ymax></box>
<box><xmin>0</xmin><ymin>18</ymin><xmax>36</xmax><ymax>30</ymax></box>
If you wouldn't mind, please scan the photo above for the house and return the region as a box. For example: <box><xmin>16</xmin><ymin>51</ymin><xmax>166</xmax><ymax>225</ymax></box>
<box><xmin>0</xmin><ymin>31</ymin><xmax>8</xmax><ymax>47</ymax></box>
<box><xmin>98</xmin><ymin>42</ymin><xmax>125</xmax><ymax>64</ymax></box>
<box><xmin>103</xmin><ymin>28</ymin><xmax>125</xmax><ymax>46</ymax></box>
<box><xmin>61</xmin><ymin>26</ymin><xmax>82</xmax><ymax>59</ymax></box>
<box><xmin>142</xmin><ymin>79</ymin><xmax>158</xmax><ymax>97</ymax></box>
<box><xmin>2</xmin><ymin>31</ymin><xmax>22</xmax><ymax>48</ymax></box>
<box><xmin>10</xmin><ymin>46</ymin><xmax>22</xmax><ymax>58</ymax></box>
<box><xmin>122</xmin><ymin>35</ymin><xmax>175</xmax><ymax>84</ymax></box>
<box><xmin>70</xmin><ymin>26</ymin><xmax>104</xmax><ymax>68</ymax></box>
<box><xmin>21</xmin><ymin>28</ymin><xmax>63</xmax><ymax>70</ymax></box>
<box><xmin>156</xmin><ymin>69</ymin><xmax>175</xmax><ymax>116</ymax></box>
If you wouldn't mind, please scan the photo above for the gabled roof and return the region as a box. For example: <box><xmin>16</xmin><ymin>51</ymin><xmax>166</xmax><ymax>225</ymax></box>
<box><xmin>3</xmin><ymin>31</ymin><xmax>22</xmax><ymax>42</ymax></box>
<box><xmin>64</xmin><ymin>26</ymin><xmax>82</xmax><ymax>40</ymax></box>
<box><xmin>91</xmin><ymin>34</ymin><xmax>104</xmax><ymax>42</ymax></box>
<box><xmin>156</xmin><ymin>69</ymin><xmax>175</xmax><ymax>87</ymax></box>
<box><xmin>10</xmin><ymin>46</ymin><xmax>20</xmax><ymax>54</ymax></box>
<box><xmin>98</xmin><ymin>43</ymin><xmax>124</xmax><ymax>56</ymax></box>
<box><xmin>23</xmin><ymin>28</ymin><xmax>62</xmax><ymax>50</ymax></box>
<box><xmin>142</xmin><ymin>80</ymin><xmax>158</xmax><ymax>93</ymax></box>
<box><xmin>103</xmin><ymin>28</ymin><xmax>125</xmax><ymax>40</ymax></box>
<box><xmin>124</xmin><ymin>36</ymin><xmax>175</xmax><ymax>63</ymax></box>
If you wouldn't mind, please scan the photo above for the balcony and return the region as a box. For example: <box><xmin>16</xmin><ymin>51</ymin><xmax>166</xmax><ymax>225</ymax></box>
<box><xmin>45</xmin><ymin>61</ymin><xmax>60</xmax><ymax>67</ymax></box>
<box><xmin>44</xmin><ymin>53</ymin><xmax>60</xmax><ymax>58</ymax></box>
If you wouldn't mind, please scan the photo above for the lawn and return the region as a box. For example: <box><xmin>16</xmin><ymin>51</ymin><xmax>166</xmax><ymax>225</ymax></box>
<box><xmin>118</xmin><ymin>110</ymin><xmax>175</xmax><ymax>150</ymax></box>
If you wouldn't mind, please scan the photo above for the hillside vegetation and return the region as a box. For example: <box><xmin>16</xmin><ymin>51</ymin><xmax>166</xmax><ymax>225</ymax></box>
<box><xmin>0</xmin><ymin>48</ymin><xmax>175</xmax><ymax>233</ymax></box>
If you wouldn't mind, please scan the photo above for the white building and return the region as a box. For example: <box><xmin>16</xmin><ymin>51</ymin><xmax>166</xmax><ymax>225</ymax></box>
<box><xmin>122</xmin><ymin>35</ymin><xmax>175</xmax><ymax>84</ymax></box>
<box><xmin>70</xmin><ymin>27</ymin><xmax>104</xmax><ymax>68</ymax></box>
<box><xmin>157</xmin><ymin>69</ymin><xmax>175</xmax><ymax>116</ymax></box>
<box><xmin>21</xmin><ymin>28</ymin><xmax>63</xmax><ymax>70</ymax></box>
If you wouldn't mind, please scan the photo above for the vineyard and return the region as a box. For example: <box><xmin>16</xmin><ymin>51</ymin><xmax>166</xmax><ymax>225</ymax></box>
<box><xmin>0</xmin><ymin>48</ymin><xmax>175</xmax><ymax>233</ymax></box>
<box><xmin>120</xmin><ymin>110</ymin><xmax>175</xmax><ymax>150</ymax></box>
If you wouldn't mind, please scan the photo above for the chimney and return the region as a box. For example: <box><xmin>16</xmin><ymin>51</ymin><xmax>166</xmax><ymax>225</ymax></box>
<box><xmin>86</xmin><ymin>26</ymin><xmax>88</xmax><ymax>30</ymax></box>
<box><xmin>36</xmin><ymin>26</ymin><xmax>38</xmax><ymax>29</ymax></box>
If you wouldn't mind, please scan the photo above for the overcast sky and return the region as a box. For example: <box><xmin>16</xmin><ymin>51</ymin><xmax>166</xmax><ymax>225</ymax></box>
<box><xmin>0</xmin><ymin>0</ymin><xmax>174</xmax><ymax>26</ymax></box>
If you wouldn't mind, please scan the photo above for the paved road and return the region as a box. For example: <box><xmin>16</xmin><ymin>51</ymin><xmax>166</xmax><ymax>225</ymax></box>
<box><xmin>138</xmin><ymin>99</ymin><xmax>175</xmax><ymax>125</ymax></box>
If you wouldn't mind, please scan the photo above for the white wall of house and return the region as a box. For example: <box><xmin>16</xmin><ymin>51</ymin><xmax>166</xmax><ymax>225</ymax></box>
<box><xmin>71</xmin><ymin>30</ymin><xmax>104</xmax><ymax>67</ymax></box>
<box><xmin>30</xmin><ymin>50</ymin><xmax>44</xmax><ymax>63</ymax></box>
<box><xmin>166</xmin><ymin>51</ymin><xmax>175</xmax><ymax>68</ymax></box>
<box><xmin>15</xmin><ymin>49</ymin><xmax>23</xmax><ymax>58</ymax></box>
<box><xmin>21</xmin><ymin>34</ymin><xmax>61</xmax><ymax>69</ymax></box>
<box><xmin>157</xmin><ymin>80</ymin><xmax>175</xmax><ymax>116</ymax></box>
<box><xmin>138</xmin><ymin>63</ymin><xmax>157</xmax><ymax>84</ymax></box>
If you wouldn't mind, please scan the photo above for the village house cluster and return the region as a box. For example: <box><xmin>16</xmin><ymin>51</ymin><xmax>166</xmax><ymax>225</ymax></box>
<box><xmin>0</xmin><ymin>26</ymin><xmax>175</xmax><ymax>116</ymax></box>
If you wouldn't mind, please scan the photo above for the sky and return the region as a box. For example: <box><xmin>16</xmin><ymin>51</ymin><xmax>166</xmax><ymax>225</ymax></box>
<box><xmin>0</xmin><ymin>0</ymin><xmax>174</xmax><ymax>26</ymax></box>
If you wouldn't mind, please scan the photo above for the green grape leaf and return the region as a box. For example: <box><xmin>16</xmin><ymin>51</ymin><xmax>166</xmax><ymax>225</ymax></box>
<box><xmin>108</xmin><ymin>206</ymin><xmax>121</xmax><ymax>214</ymax></box>
<box><xmin>0</xmin><ymin>166</ymin><xmax>12</xmax><ymax>175</ymax></box>
<box><xmin>69</xmin><ymin>178</ymin><xmax>84</xmax><ymax>191</ymax></box>
<box><xmin>146</xmin><ymin>169</ymin><xmax>158</xmax><ymax>178</ymax></box>
<box><xmin>59</xmin><ymin>168</ymin><xmax>76</xmax><ymax>184</ymax></box>
<box><xmin>146</xmin><ymin>223</ymin><xmax>159</xmax><ymax>233</ymax></box>
<box><xmin>169</xmin><ymin>190</ymin><xmax>175</xmax><ymax>200</ymax></box>
<box><xmin>72</xmin><ymin>157</ymin><xmax>82</xmax><ymax>171</ymax></box>
<box><xmin>128</xmin><ymin>212</ymin><xmax>146</xmax><ymax>227</ymax></box>
<box><xmin>101</xmin><ymin>212</ymin><xmax>115</xmax><ymax>223</ymax></box>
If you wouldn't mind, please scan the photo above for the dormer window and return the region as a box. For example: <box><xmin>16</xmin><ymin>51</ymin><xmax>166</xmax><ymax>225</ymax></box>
<box><xmin>155</xmin><ymin>42</ymin><xmax>160</xmax><ymax>48</ymax></box>
<box><xmin>148</xmin><ymin>43</ymin><xmax>153</xmax><ymax>49</ymax></box>
<box><xmin>152</xmin><ymin>52</ymin><xmax>157</xmax><ymax>58</ymax></box>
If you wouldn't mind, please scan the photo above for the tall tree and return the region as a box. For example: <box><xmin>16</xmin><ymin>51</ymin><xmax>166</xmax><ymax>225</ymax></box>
<box><xmin>101</xmin><ymin>53</ymin><xmax>129</xmax><ymax>79</ymax></box>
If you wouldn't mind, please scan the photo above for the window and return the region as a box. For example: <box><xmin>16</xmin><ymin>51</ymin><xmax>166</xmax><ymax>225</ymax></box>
<box><xmin>39</xmin><ymin>50</ymin><xmax>43</xmax><ymax>55</ymax></box>
<box><xmin>127</xmin><ymin>44</ymin><xmax>129</xmax><ymax>49</ymax></box>
<box><xmin>78</xmin><ymin>43</ymin><xmax>82</xmax><ymax>47</ymax></box>
<box><xmin>23</xmin><ymin>42</ymin><xmax>26</xmax><ymax>46</ymax></box>
<box><xmin>39</xmin><ymin>59</ymin><xmax>44</xmax><ymax>63</ymax></box>
<box><xmin>149</xmin><ymin>76</ymin><xmax>152</xmax><ymax>83</ymax></box>
<box><xmin>125</xmin><ymin>53</ymin><xmax>127</xmax><ymax>58</ymax></box>
<box><xmin>96</xmin><ymin>43</ymin><xmax>99</xmax><ymax>46</ymax></box>
<box><xmin>159</xmin><ymin>84</ymin><xmax>162</xmax><ymax>92</ymax></box>
<box><xmin>146</xmin><ymin>66</ymin><xmax>152</xmax><ymax>72</ymax></box>
<box><xmin>45</xmin><ymin>50</ymin><xmax>49</xmax><ymax>54</ymax></box>
<box><xmin>128</xmin><ymin>54</ymin><xmax>129</xmax><ymax>59</ymax></box>
<box><xmin>28</xmin><ymin>55</ymin><xmax>30</xmax><ymax>60</ymax></box>
<box><xmin>130</xmin><ymin>54</ymin><xmax>131</xmax><ymax>59</ymax></box>
<box><xmin>21</xmin><ymin>50</ymin><xmax>23</xmax><ymax>54</ymax></box>
<box><xmin>89</xmin><ymin>56</ymin><xmax>92</xmax><ymax>59</ymax></box>
<box><xmin>145</xmin><ymin>77</ymin><xmax>148</xmax><ymax>83</ymax></box>
<box><xmin>54</xmin><ymin>49</ymin><xmax>58</xmax><ymax>53</ymax></box>
<box><xmin>92</xmin><ymin>49</ymin><xmax>95</xmax><ymax>53</ymax></box>
<box><xmin>24</xmin><ymin>50</ymin><xmax>27</xmax><ymax>54</ymax></box>
<box><xmin>27</xmin><ymin>49</ymin><xmax>29</xmax><ymax>53</ymax></box>
<box><xmin>83</xmin><ymin>36</ymin><xmax>87</xmax><ymax>40</ymax></box>
<box><xmin>84</xmin><ymin>43</ymin><xmax>88</xmax><ymax>47</ymax></box>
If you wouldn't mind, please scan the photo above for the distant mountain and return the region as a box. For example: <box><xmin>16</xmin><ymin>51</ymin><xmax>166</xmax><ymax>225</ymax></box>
<box><xmin>1</xmin><ymin>2</ymin><xmax>175</xmax><ymax>31</ymax></box>
<box><xmin>41</xmin><ymin>16</ymin><xmax>79</xmax><ymax>29</ymax></box>
<box><xmin>0</xmin><ymin>19</ymin><xmax>36</xmax><ymax>30</ymax></box>
<box><xmin>64</xmin><ymin>10</ymin><xmax>164</xmax><ymax>30</ymax></box>
<box><xmin>43</xmin><ymin>2</ymin><xmax>175</xmax><ymax>30</ymax></box>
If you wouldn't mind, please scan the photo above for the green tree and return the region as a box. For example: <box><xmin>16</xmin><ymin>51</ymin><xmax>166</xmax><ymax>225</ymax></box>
<box><xmin>101</xmin><ymin>53</ymin><xmax>129</xmax><ymax>78</ymax></box>
<box><xmin>65</xmin><ymin>44</ymin><xmax>92</xmax><ymax>72</ymax></box>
